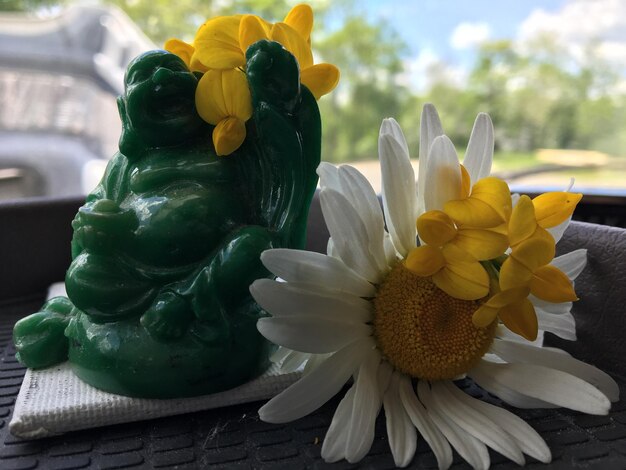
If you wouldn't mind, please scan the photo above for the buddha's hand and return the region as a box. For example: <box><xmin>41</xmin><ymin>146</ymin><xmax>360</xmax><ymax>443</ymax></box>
<box><xmin>140</xmin><ymin>292</ymin><xmax>193</xmax><ymax>342</ymax></box>
<box><xmin>13</xmin><ymin>296</ymin><xmax>75</xmax><ymax>368</ymax></box>
<box><xmin>141</xmin><ymin>225</ymin><xmax>276</xmax><ymax>344</ymax></box>
<box><xmin>242</xmin><ymin>41</ymin><xmax>321</xmax><ymax>245</ymax></box>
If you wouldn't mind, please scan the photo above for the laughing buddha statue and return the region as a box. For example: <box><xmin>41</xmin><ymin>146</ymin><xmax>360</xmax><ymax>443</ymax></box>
<box><xmin>13</xmin><ymin>40</ymin><xmax>322</xmax><ymax>398</ymax></box>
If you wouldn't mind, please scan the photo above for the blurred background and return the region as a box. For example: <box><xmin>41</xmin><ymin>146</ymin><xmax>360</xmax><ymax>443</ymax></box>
<box><xmin>0</xmin><ymin>0</ymin><xmax>625</xmax><ymax>200</ymax></box>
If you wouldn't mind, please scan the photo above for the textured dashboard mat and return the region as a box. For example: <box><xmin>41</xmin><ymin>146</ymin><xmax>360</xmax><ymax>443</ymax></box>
<box><xmin>1</xmin><ymin>298</ymin><xmax>626</xmax><ymax>469</ymax></box>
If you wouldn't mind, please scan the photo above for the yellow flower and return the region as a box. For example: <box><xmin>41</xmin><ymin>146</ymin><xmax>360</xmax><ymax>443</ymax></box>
<box><xmin>473</xmin><ymin>235</ymin><xmax>578</xmax><ymax>340</ymax></box>
<box><xmin>405</xmin><ymin>163</ymin><xmax>511</xmax><ymax>300</ymax></box>
<box><xmin>163</xmin><ymin>38</ymin><xmax>208</xmax><ymax>72</ymax></box>
<box><xmin>417</xmin><ymin>209</ymin><xmax>508</xmax><ymax>261</ymax></box>
<box><xmin>194</xmin><ymin>5</ymin><xmax>339</xmax><ymax>99</ymax></box>
<box><xmin>443</xmin><ymin>168</ymin><xmax>512</xmax><ymax>229</ymax></box>
<box><xmin>165</xmin><ymin>4</ymin><xmax>339</xmax><ymax>157</ymax></box>
<box><xmin>195</xmin><ymin>68</ymin><xmax>252</xmax><ymax>156</ymax></box>
<box><xmin>509</xmin><ymin>193</ymin><xmax>582</xmax><ymax>247</ymax></box>
<box><xmin>472</xmin><ymin>286</ymin><xmax>537</xmax><ymax>340</ymax></box>
<box><xmin>500</xmin><ymin>237</ymin><xmax>578</xmax><ymax>303</ymax></box>
<box><xmin>405</xmin><ymin>243</ymin><xmax>489</xmax><ymax>300</ymax></box>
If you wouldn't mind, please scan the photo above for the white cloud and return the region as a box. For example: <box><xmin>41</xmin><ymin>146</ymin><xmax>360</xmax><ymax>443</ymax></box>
<box><xmin>398</xmin><ymin>48</ymin><xmax>467</xmax><ymax>92</ymax></box>
<box><xmin>449</xmin><ymin>22</ymin><xmax>491</xmax><ymax>50</ymax></box>
<box><xmin>518</xmin><ymin>0</ymin><xmax>626</xmax><ymax>69</ymax></box>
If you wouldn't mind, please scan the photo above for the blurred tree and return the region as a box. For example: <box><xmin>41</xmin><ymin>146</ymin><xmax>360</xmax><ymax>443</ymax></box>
<box><xmin>316</xmin><ymin>15</ymin><xmax>409</xmax><ymax>162</ymax></box>
<box><xmin>4</xmin><ymin>0</ymin><xmax>409</xmax><ymax>163</ymax></box>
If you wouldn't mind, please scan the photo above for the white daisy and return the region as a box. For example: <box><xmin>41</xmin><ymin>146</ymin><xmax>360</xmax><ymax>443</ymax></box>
<box><xmin>250</xmin><ymin>104</ymin><xmax>619</xmax><ymax>469</ymax></box>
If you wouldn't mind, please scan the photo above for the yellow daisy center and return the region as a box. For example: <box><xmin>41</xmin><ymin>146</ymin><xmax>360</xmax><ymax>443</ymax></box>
<box><xmin>373</xmin><ymin>263</ymin><xmax>497</xmax><ymax>381</ymax></box>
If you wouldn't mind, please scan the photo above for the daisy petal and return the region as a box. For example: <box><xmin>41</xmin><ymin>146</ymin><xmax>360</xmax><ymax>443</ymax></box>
<box><xmin>492</xmin><ymin>339</ymin><xmax>619</xmax><ymax>402</ymax></box>
<box><xmin>346</xmin><ymin>349</ymin><xmax>382</xmax><ymax>463</ymax></box>
<box><xmin>317</xmin><ymin>162</ymin><xmax>341</xmax><ymax>191</ymax></box>
<box><xmin>251</xmin><ymin>279</ymin><xmax>372</xmax><ymax>323</ymax></box>
<box><xmin>536</xmin><ymin>310</ymin><xmax>577</xmax><ymax>340</ymax></box>
<box><xmin>379</xmin><ymin>117</ymin><xmax>409</xmax><ymax>156</ymax></box>
<box><xmin>269</xmin><ymin>345</ymin><xmax>290</xmax><ymax>364</ymax></box>
<box><xmin>417</xmin><ymin>381</ymin><xmax>490</xmax><ymax>470</ymax></box>
<box><xmin>259</xmin><ymin>249</ymin><xmax>376</xmax><ymax>297</ymax></box>
<box><xmin>431</xmin><ymin>382</ymin><xmax>525</xmax><ymax>465</ymax></box>
<box><xmin>259</xmin><ymin>338</ymin><xmax>372</xmax><ymax>422</ymax></box>
<box><xmin>383</xmin><ymin>372</ymin><xmax>417</xmax><ymax>468</ymax></box>
<box><xmin>320</xmin><ymin>188</ymin><xmax>382</xmax><ymax>282</ymax></box>
<box><xmin>321</xmin><ymin>384</ymin><xmax>355</xmax><ymax>463</ymax></box>
<box><xmin>303</xmin><ymin>353</ymin><xmax>331</xmax><ymax>375</ymax></box>
<box><xmin>470</xmin><ymin>360</ymin><xmax>558</xmax><ymax>409</ymax></box>
<box><xmin>379</xmin><ymin>121</ymin><xmax>418</xmax><ymax>257</ymax></box>
<box><xmin>418</xmin><ymin>104</ymin><xmax>444</xmax><ymax>213</ymax></box>
<box><xmin>378</xmin><ymin>360</ymin><xmax>394</xmax><ymax>394</ymax></box>
<box><xmin>338</xmin><ymin>166</ymin><xmax>388</xmax><ymax>272</ymax></box>
<box><xmin>398</xmin><ymin>376</ymin><xmax>453</xmax><ymax>470</ymax></box>
<box><xmin>531</xmin><ymin>295</ymin><xmax>573</xmax><ymax>314</ymax></box>
<box><xmin>463</xmin><ymin>113</ymin><xmax>494</xmax><ymax>185</ymax></box>
<box><xmin>551</xmin><ymin>248</ymin><xmax>587</xmax><ymax>280</ymax></box>
<box><xmin>442</xmin><ymin>381</ymin><xmax>551</xmax><ymax>463</ymax></box>
<box><xmin>257</xmin><ymin>316</ymin><xmax>372</xmax><ymax>354</ymax></box>
<box><xmin>471</xmin><ymin>361</ymin><xmax>611</xmax><ymax>415</ymax></box>
<box><xmin>424</xmin><ymin>135</ymin><xmax>462</xmax><ymax>212</ymax></box>
<box><xmin>280</xmin><ymin>350</ymin><xmax>309</xmax><ymax>373</ymax></box>
<box><xmin>548</xmin><ymin>216</ymin><xmax>571</xmax><ymax>243</ymax></box>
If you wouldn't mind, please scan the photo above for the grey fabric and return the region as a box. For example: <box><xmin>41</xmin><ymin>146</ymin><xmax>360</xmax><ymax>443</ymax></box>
<box><xmin>550</xmin><ymin>222</ymin><xmax>626</xmax><ymax>378</ymax></box>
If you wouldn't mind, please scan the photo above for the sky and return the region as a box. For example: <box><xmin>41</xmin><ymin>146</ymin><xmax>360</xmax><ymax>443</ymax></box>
<box><xmin>358</xmin><ymin>0</ymin><xmax>626</xmax><ymax>91</ymax></box>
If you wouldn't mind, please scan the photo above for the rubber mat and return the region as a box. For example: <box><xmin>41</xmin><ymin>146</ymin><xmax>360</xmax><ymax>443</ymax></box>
<box><xmin>1</xmin><ymin>298</ymin><xmax>626</xmax><ymax>470</ymax></box>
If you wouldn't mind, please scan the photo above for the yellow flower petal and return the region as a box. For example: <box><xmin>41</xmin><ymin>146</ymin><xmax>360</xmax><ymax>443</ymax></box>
<box><xmin>530</xmin><ymin>265</ymin><xmax>578</xmax><ymax>303</ymax></box>
<box><xmin>195</xmin><ymin>68</ymin><xmax>251</xmax><ymax>126</ymax></box>
<box><xmin>508</xmin><ymin>195</ymin><xmax>537</xmax><ymax>247</ymax></box>
<box><xmin>485</xmin><ymin>286</ymin><xmax>531</xmax><ymax>308</ymax></box>
<box><xmin>499</xmin><ymin>298</ymin><xmax>538</xmax><ymax>341</ymax></box>
<box><xmin>533</xmin><ymin>192</ymin><xmax>583</xmax><ymax>228</ymax></box>
<box><xmin>472</xmin><ymin>305</ymin><xmax>499</xmax><ymax>328</ymax></box>
<box><xmin>196</xmin><ymin>69</ymin><xmax>228</xmax><ymax>124</ymax></box>
<box><xmin>283</xmin><ymin>3</ymin><xmax>313</xmax><ymax>44</ymax></box>
<box><xmin>270</xmin><ymin>22</ymin><xmax>313</xmax><ymax>69</ymax></box>
<box><xmin>511</xmin><ymin>237</ymin><xmax>555</xmax><ymax>272</ymax></box>
<box><xmin>212</xmin><ymin>116</ymin><xmax>247</xmax><ymax>156</ymax></box>
<box><xmin>193</xmin><ymin>15</ymin><xmax>245</xmax><ymax>69</ymax></box>
<box><xmin>164</xmin><ymin>38</ymin><xmax>194</xmax><ymax>68</ymax></box>
<box><xmin>460</xmin><ymin>164</ymin><xmax>471</xmax><ymax>198</ymax></box>
<box><xmin>189</xmin><ymin>53</ymin><xmax>208</xmax><ymax>73</ymax></box>
<box><xmin>434</xmin><ymin>245</ymin><xmax>490</xmax><ymax>300</ymax></box>
<box><xmin>405</xmin><ymin>245</ymin><xmax>445</xmax><ymax>277</ymax></box>
<box><xmin>221</xmin><ymin>68</ymin><xmax>253</xmax><ymax>121</ymax></box>
<box><xmin>416</xmin><ymin>210</ymin><xmax>457</xmax><ymax>247</ymax></box>
<box><xmin>499</xmin><ymin>257</ymin><xmax>533</xmax><ymax>291</ymax></box>
<box><xmin>301</xmin><ymin>63</ymin><xmax>340</xmax><ymax>99</ymax></box>
<box><xmin>239</xmin><ymin>14</ymin><xmax>270</xmax><ymax>54</ymax></box>
<box><xmin>473</xmin><ymin>286</ymin><xmax>530</xmax><ymax>328</ymax></box>
<box><xmin>444</xmin><ymin>177</ymin><xmax>511</xmax><ymax>228</ymax></box>
<box><xmin>451</xmin><ymin>227</ymin><xmax>509</xmax><ymax>261</ymax></box>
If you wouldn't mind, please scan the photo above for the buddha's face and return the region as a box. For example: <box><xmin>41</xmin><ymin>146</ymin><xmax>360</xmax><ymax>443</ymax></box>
<box><xmin>119</xmin><ymin>51</ymin><xmax>204</xmax><ymax>152</ymax></box>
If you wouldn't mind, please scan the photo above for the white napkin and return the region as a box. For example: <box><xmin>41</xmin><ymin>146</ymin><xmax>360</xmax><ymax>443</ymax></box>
<box><xmin>9</xmin><ymin>283</ymin><xmax>299</xmax><ymax>439</ymax></box>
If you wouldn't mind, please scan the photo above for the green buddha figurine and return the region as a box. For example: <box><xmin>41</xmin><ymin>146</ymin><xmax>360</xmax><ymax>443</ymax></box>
<box><xmin>12</xmin><ymin>40</ymin><xmax>322</xmax><ymax>398</ymax></box>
